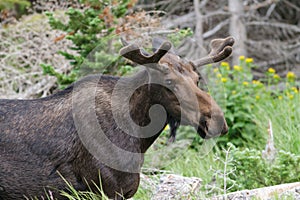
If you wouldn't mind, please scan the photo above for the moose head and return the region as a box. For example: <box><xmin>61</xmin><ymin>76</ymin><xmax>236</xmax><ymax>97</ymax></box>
<box><xmin>120</xmin><ymin>36</ymin><xmax>234</xmax><ymax>139</ymax></box>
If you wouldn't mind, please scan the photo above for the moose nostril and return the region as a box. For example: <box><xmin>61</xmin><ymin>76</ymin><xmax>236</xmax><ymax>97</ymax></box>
<box><xmin>200</xmin><ymin>117</ymin><xmax>208</xmax><ymax>131</ymax></box>
<box><xmin>222</xmin><ymin>122</ymin><xmax>229</xmax><ymax>134</ymax></box>
<box><xmin>205</xmin><ymin>121</ymin><xmax>209</xmax><ymax>131</ymax></box>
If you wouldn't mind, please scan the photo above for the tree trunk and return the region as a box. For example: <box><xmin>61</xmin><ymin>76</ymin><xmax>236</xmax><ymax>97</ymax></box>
<box><xmin>228</xmin><ymin>0</ymin><xmax>247</xmax><ymax>63</ymax></box>
<box><xmin>185</xmin><ymin>0</ymin><xmax>207</xmax><ymax>61</ymax></box>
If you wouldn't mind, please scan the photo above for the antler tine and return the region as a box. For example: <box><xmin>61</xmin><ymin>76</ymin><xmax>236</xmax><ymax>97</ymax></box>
<box><xmin>192</xmin><ymin>36</ymin><xmax>235</xmax><ymax>68</ymax></box>
<box><xmin>120</xmin><ymin>40</ymin><xmax>172</xmax><ymax>65</ymax></box>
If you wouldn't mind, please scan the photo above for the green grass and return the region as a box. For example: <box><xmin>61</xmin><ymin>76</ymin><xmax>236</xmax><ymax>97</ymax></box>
<box><xmin>253</xmin><ymin>93</ymin><xmax>300</xmax><ymax>154</ymax></box>
<box><xmin>59</xmin><ymin>177</ymin><xmax>107</xmax><ymax>200</ymax></box>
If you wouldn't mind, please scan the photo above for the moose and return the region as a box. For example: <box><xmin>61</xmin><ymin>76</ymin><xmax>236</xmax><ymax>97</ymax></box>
<box><xmin>0</xmin><ymin>36</ymin><xmax>234</xmax><ymax>199</ymax></box>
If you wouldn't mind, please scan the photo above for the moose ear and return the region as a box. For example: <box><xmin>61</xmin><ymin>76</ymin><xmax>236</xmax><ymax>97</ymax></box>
<box><xmin>121</xmin><ymin>37</ymin><xmax>151</xmax><ymax>56</ymax></box>
<box><xmin>153</xmin><ymin>37</ymin><xmax>177</xmax><ymax>54</ymax></box>
<box><xmin>152</xmin><ymin>37</ymin><xmax>166</xmax><ymax>52</ymax></box>
<box><xmin>120</xmin><ymin>39</ymin><xmax>171</xmax><ymax>66</ymax></box>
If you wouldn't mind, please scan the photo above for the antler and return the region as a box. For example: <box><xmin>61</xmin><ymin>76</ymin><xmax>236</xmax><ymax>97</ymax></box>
<box><xmin>192</xmin><ymin>36</ymin><xmax>235</xmax><ymax>68</ymax></box>
<box><xmin>120</xmin><ymin>39</ymin><xmax>172</xmax><ymax>65</ymax></box>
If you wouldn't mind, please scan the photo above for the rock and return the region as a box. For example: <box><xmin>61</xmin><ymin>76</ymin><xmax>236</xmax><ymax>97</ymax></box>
<box><xmin>211</xmin><ymin>182</ymin><xmax>300</xmax><ymax>200</ymax></box>
<box><xmin>139</xmin><ymin>172</ymin><xmax>300</xmax><ymax>200</ymax></box>
<box><xmin>149</xmin><ymin>174</ymin><xmax>202</xmax><ymax>200</ymax></box>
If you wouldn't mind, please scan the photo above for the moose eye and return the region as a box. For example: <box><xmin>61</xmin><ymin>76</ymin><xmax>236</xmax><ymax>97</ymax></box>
<box><xmin>165</xmin><ymin>79</ymin><xmax>173</xmax><ymax>85</ymax></box>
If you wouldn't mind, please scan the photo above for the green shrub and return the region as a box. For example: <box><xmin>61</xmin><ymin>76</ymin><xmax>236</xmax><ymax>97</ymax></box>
<box><xmin>226</xmin><ymin>145</ymin><xmax>300</xmax><ymax>191</ymax></box>
<box><xmin>202</xmin><ymin>57</ymin><xmax>299</xmax><ymax>149</ymax></box>
<box><xmin>202</xmin><ymin>143</ymin><xmax>300</xmax><ymax>196</ymax></box>
<box><xmin>42</xmin><ymin>0</ymin><xmax>135</xmax><ymax>88</ymax></box>
<box><xmin>205</xmin><ymin>57</ymin><xmax>266</xmax><ymax>147</ymax></box>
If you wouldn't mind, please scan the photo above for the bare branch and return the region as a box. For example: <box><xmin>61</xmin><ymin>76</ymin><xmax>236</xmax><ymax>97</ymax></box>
<box><xmin>203</xmin><ymin>19</ymin><xmax>230</xmax><ymax>39</ymax></box>
<box><xmin>247</xmin><ymin>21</ymin><xmax>300</xmax><ymax>33</ymax></box>
<box><xmin>282</xmin><ymin>0</ymin><xmax>300</xmax><ymax>12</ymax></box>
<box><xmin>245</xmin><ymin>0</ymin><xmax>278</xmax><ymax>11</ymax></box>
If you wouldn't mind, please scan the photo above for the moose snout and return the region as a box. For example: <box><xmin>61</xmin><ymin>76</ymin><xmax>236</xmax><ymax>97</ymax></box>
<box><xmin>198</xmin><ymin>114</ymin><xmax>228</xmax><ymax>139</ymax></box>
<box><xmin>209</xmin><ymin>114</ymin><xmax>228</xmax><ymax>137</ymax></box>
<box><xmin>221</xmin><ymin>120</ymin><xmax>229</xmax><ymax>135</ymax></box>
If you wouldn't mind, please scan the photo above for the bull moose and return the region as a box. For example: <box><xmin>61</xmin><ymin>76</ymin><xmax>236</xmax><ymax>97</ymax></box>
<box><xmin>0</xmin><ymin>36</ymin><xmax>234</xmax><ymax>199</ymax></box>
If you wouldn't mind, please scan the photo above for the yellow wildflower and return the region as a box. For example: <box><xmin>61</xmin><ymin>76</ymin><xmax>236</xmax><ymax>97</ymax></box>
<box><xmin>286</xmin><ymin>92</ymin><xmax>294</xmax><ymax>99</ymax></box>
<box><xmin>164</xmin><ymin>124</ymin><xmax>170</xmax><ymax>131</ymax></box>
<box><xmin>278</xmin><ymin>95</ymin><xmax>283</xmax><ymax>100</ymax></box>
<box><xmin>243</xmin><ymin>81</ymin><xmax>249</xmax><ymax>86</ymax></box>
<box><xmin>233</xmin><ymin>65</ymin><xmax>242</xmax><ymax>71</ymax></box>
<box><xmin>213</xmin><ymin>68</ymin><xmax>219</xmax><ymax>73</ymax></box>
<box><xmin>273</xmin><ymin>74</ymin><xmax>280</xmax><ymax>80</ymax></box>
<box><xmin>255</xmin><ymin>95</ymin><xmax>260</xmax><ymax>100</ymax></box>
<box><xmin>291</xmin><ymin>87</ymin><xmax>298</xmax><ymax>93</ymax></box>
<box><xmin>221</xmin><ymin>78</ymin><xmax>227</xmax><ymax>83</ymax></box>
<box><xmin>252</xmin><ymin>80</ymin><xmax>264</xmax><ymax>88</ymax></box>
<box><xmin>268</xmin><ymin>68</ymin><xmax>275</xmax><ymax>73</ymax></box>
<box><xmin>239</xmin><ymin>55</ymin><xmax>245</xmax><ymax>61</ymax></box>
<box><xmin>245</xmin><ymin>58</ymin><xmax>253</xmax><ymax>63</ymax></box>
<box><xmin>217</xmin><ymin>73</ymin><xmax>222</xmax><ymax>78</ymax></box>
<box><xmin>221</xmin><ymin>62</ymin><xmax>229</xmax><ymax>68</ymax></box>
<box><xmin>252</xmin><ymin>80</ymin><xmax>261</xmax><ymax>85</ymax></box>
<box><xmin>232</xmin><ymin>90</ymin><xmax>236</xmax><ymax>95</ymax></box>
<box><xmin>286</xmin><ymin>72</ymin><xmax>296</xmax><ymax>80</ymax></box>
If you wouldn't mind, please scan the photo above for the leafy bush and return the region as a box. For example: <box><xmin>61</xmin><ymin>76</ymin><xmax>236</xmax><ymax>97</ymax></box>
<box><xmin>42</xmin><ymin>0</ymin><xmax>135</xmax><ymax>88</ymax></box>
<box><xmin>204</xmin><ymin>57</ymin><xmax>265</xmax><ymax>147</ymax></box>
<box><xmin>223</xmin><ymin>145</ymin><xmax>300</xmax><ymax>192</ymax></box>
<box><xmin>203</xmin><ymin>57</ymin><xmax>299</xmax><ymax>148</ymax></box>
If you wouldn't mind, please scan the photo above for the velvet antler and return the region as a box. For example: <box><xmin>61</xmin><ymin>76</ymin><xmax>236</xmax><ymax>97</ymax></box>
<box><xmin>192</xmin><ymin>36</ymin><xmax>235</xmax><ymax>68</ymax></box>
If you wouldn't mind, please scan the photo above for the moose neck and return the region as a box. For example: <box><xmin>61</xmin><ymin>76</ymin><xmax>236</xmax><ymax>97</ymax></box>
<box><xmin>126</xmin><ymin>69</ymin><xmax>168</xmax><ymax>153</ymax></box>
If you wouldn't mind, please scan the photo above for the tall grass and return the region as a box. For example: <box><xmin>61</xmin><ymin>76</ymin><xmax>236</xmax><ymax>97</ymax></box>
<box><xmin>253</xmin><ymin>93</ymin><xmax>300</xmax><ymax>154</ymax></box>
